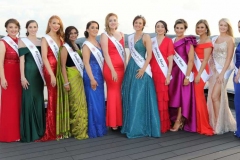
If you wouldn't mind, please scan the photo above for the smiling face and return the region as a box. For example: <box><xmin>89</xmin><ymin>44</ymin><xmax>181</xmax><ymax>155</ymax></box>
<box><xmin>219</xmin><ymin>20</ymin><xmax>228</xmax><ymax>34</ymax></box>
<box><xmin>108</xmin><ymin>15</ymin><xmax>118</xmax><ymax>30</ymax></box>
<box><xmin>133</xmin><ymin>18</ymin><xmax>144</xmax><ymax>31</ymax></box>
<box><xmin>49</xmin><ymin>18</ymin><xmax>60</xmax><ymax>33</ymax></box>
<box><xmin>196</xmin><ymin>23</ymin><xmax>207</xmax><ymax>36</ymax></box>
<box><xmin>155</xmin><ymin>22</ymin><xmax>166</xmax><ymax>36</ymax></box>
<box><xmin>87</xmin><ymin>22</ymin><xmax>99</xmax><ymax>37</ymax></box>
<box><xmin>174</xmin><ymin>23</ymin><xmax>185</xmax><ymax>37</ymax></box>
<box><xmin>68</xmin><ymin>29</ymin><xmax>78</xmax><ymax>41</ymax></box>
<box><xmin>27</xmin><ymin>22</ymin><xmax>38</xmax><ymax>36</ymax></box>
<box><xmin>6</xmin><ymin>23</ymin><xmax>19</xmax><ymax>37</ymax></box>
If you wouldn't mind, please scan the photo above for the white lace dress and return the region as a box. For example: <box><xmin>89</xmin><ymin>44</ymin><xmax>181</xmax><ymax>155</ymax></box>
<box><xmin>207</xmin><ymin>41</ymin><xmax>236</xmax><ymax>134</ymax></box>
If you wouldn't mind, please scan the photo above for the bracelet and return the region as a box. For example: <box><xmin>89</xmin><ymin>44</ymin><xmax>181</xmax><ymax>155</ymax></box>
<box><xmin>64</xmin><ymin>82</ymin><xmax>70</xmax><ymax>86</ymax></box>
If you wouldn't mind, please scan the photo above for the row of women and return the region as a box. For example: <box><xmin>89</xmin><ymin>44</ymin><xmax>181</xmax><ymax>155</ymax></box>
<box><xmin>0</xmin><ymin>13</ymin><xmax>240</xmax><ymax>143</ymax></box>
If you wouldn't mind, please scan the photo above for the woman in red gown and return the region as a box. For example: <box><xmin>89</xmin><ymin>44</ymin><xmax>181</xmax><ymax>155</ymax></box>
<box><xmin>193</xmin><ymin>20</ymin><xmax>213</xmax><ymax>135</ymax></box>
<box><xmin>39</xmin><ymin>15</ymin><xmax>64</xmax><ymax>141</ymax></box>
<box><xmin>0</xmin><ymin>19</ymin><xmax>22</xmax><ymax>142</ymax></box>
<box><xmin>150</xmin><ymin>20</ymin><xmax>175</xmax><ymax>133</ymax></box>
<box><xmin>100</xmin><ymin>13</ymin><xmax>125</xmax><ymax>130</ymax></box>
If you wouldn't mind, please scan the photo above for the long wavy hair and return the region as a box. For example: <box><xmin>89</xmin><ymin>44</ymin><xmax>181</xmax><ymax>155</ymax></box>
<box><xmin>46</xmin><ymin>15</ymin><xmax>64</xmax><ymax>40</ymax></box>
<box><xmin>219</xmin><ymin>18</ymin><xmax>234</xmax><ymax>37</ymax></box>
<box><xmin>105</xmin><ymin>13</ymin><xmax>118</xmax><ymax>36</ymax></box>
<box><xmin>64</xmin><ymin>26</ymin><xmax>79</xmax><ymax>52</ymax></box>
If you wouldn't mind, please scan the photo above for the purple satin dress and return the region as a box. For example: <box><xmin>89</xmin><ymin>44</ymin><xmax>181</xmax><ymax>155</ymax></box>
<box><xmin>168</xmin><ymin>36</ymin><xmax>197</xmax><ymax>132</ymax></box>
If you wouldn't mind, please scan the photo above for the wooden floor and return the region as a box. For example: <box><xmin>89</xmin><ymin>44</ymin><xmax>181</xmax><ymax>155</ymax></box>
<box><xmin>0</xmin><ymin>125</ymin><xmax>240</xmax><ymax>160</ymax></box>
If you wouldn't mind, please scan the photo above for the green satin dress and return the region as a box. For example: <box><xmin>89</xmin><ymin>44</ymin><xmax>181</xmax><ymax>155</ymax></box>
<box><xmin>19</xmin><ymin>47</ymin><xmax>45</xmax><ymax>142</ymax></box>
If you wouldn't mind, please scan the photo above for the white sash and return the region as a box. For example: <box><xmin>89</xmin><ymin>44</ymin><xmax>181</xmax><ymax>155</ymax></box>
<box><xmin>82</xmin><ymin>41</ymin><xmax>104</xmax><ymax>71</ymax></box>
<box><xmin>63</xmin><ymin>43</ymin><xmax>84</xmax><ymax>77</ymax></box>
<box><xmin>151</xmin><ymin>37</ymin><xmax>172</xmax><ymax>79</ymax></box>
<box><xmin>194</xmin><ymin>52</ymin><xmax>210</xmax><ymax>83</ymax></box>
<box><xmin>211</xmin><ymin>36</ymin><xmax>233</xmax><ymax>79</ymax></box>
<box><xmin>2</xmin><ymin>36</ymin><xmax>18</xmax><ymax>56</ymax></box>
<box><xmin>128</xmin><ymin>34</ymin><xmax>152</xmax><ymax>77</ymax></box>
<box><xmin>44</xmin><ymin>34</ymin><xmax>59</xmax><ymax>61</ymax></box>
<box><xmin>104</xmin><ymin>32</ymin><xmax>125</xmax><ymax>64</ymax></box>
<box><xmin>21</xmin><ymin>37</ymin><xmax>45</xmax><ymax>81</ymax></box>
<box><xmin>172</xmin><ymin>37</ymin><xmax>194</xmax><ymax>82</ymax></box>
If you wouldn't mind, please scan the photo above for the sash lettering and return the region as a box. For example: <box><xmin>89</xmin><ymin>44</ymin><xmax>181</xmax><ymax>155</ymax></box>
<box><xmin>44</xmin><ymin>34</ymin><xmax>59</xmax><ymax>60</ymax></box>
<box><xmin>194</xmin><ymin>52</ymin><xmax>210</xmax><ymax>82</ymax></box>
<box><xmin>82</xmin><ymin>41</ymin><xmax>104</xmax><ymax>71</ymax></box>
<box><xmin>21</xmin><ymin>37</ymin><xmax>45</xmax><ymax>81</ymax></box>
<box><xmin>128</xmin><ymin>34</ymin><xmax>152</xmax><ymax>77</ymax></box>
<box><xmin>104</xmin><ymin>32</ymin><xmax>125</xmax><ymax>64</ymax></box>
<box><xmin>151</xmin><ymin>37</ymin><xmax>172</xmax><ymax>79</ymax></box>
<box><xmin>63</xmin><ymin>43</ymin><xmax>84</xmax><ymax>77</ymax></box>
<box><xmin>2</xmin><ymin>36</ymin><xmax>18</xmax><ymax>56</ymax></box>
<box><xmin>172</xmin><ymin>37</ymin><xmax>194</xmax><ymax>82</ymax></box>
<box><xmin>211</xmin><ymin>36</ymin><xmax>233</xmax><ymax>79</ymax></box>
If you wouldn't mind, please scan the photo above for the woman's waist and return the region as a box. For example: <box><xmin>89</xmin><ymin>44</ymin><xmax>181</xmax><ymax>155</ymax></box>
<box><xmin>4</xmin><ymin>59</ymin><xmax>19</xmax><ymax>64</ymax></box>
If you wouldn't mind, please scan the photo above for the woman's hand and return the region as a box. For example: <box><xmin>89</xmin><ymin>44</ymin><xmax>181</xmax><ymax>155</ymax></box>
<box><xmin>217</xmin><ymin>73</ymin><xmax>224</xmax><ymax>84</ymax></box>
<box><xmin>1</xmin><ymin>78</ymin><xmax>8</xmax><ymax>90</ymax></box>
<box><xmin>194</xmin><ymin>74</ymin><xmax>201</xmax><ymax>84</ymax></box>
<box><xmin>50</xmin><ymin>75</ymin><xmax>56</xmax><ymax>87</ymax></box>
<box><xmin>136</xmin><ymin>68</ymin><xmax>145</xmax><ymax>79</ymax></box>
<box><xmin>91</xmin><ymin>79</ymin><xmax>98</xmax><ymax>90</ymax></box>
<box><xmin>64</xmin><ymin>83</ymin><xmax>70</xmax><ymax>91</ymax></box>
<box><xmin>234</xmin><ymin>74</ymin><xmax>240</xmax><ymax>83</ymax></box>
<box><xmin>111</xmin><ymin>70</ymin><xmax>118</xmax><ymax>82</ymax></box>
<box><xmin>183</xmin><ymin>77</ymin><xmax>190</xmax><ymax>86</ymax></box>
<box><xmin>21</xmin><ymin>77</ymin><xmax>30</xmax><ymax>90</ymax></box>
<box><xmin>165</xmin><ymin>76</ymin><xmax>170</xmax><ymax>85</ymax></box>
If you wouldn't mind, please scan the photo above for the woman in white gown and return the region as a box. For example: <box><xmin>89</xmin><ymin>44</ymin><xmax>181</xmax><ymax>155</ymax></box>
<box><xmin>207</xmin><ymin>18</ymin><xmax>236</xmax><ymax>134</ymax></box>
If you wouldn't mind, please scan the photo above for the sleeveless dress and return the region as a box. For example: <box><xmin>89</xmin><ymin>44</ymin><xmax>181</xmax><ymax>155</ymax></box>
<box><xmin>207</xmin><ymin>41</ymin><xmax>236</xmax><ymax>134</ymax></box>
<box><xmin>0</xmin><ymin>37</ymin><xmax>21</xmax><ymax>142</ymax></box>
<box><xmin>19</xmin><ymin>46</ymin><xmax>45</xmax><ymax>142</ymax></box>
<box><xmin>168</xmin><ymin>36</ymin><xmax>197</xmax><ymax>132</ymax></box>
<box><xmin>150</xmin><ymin>37</ymin><xmax>174</xmax><ymax>133</ymax></box>
<box><xmin>103</xmin><ymin>38</ymin><xmax>124</xmax><ymax>127</ymax></box>
<box><xmin>234</xmin><ymin>42</ymin><xmax>240</xmax><ymax>137</ymax></box>
<box><xmin>83</xmin><ymin>48</ymin><xmax>107</xmax><ymax>138</ymax></box>
<box><xmin>38</xmin><ymin>41</ymin><xmax>62</xmax><ymax>141</ymax></box>
<box><xmin>192</xmin><ymin>42</ymin><xmax>214</xmax><ymax>135</ymax></box>
<box><xmin>121</xmin><ymin>37</ymin><xmax>161</xmax><ymax>138</ymax></box>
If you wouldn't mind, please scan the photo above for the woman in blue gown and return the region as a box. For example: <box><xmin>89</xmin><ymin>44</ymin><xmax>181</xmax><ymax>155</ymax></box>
<box><xmin>234</xmin><ymin>20</ymin><xmax>240</xmax><ymax>137</ymax></box>
<box><xmin>82</xmin><ymin>21</ymin><xmax>107</xmax><ymax>138</ymax></box>
<box><xmin>121</xmin><ymin>15</ymin><xmax>161</xmax><ymax>138</ymax></box>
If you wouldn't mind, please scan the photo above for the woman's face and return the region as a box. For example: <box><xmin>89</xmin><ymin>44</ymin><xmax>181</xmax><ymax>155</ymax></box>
<box><xmin>27</xmin><ymin>22</ymin><xmax>38</xmax><ymax>36</ymax></box>
<box><xmin>87</xmin><ymin>23</ymin><xmax>99</xmax><ymax>37</ymax></box>
<box><xmin>49</xmin><ymin>18</ymin><xmax>60</xmax><ymax>32</ymax></box>
<box><xmin>174</xmin><ymin>23</ymin><xmax>185</xmax><ymax>37</ymax></box>
<box><xmin>108</xmin><ymin>16</ymin><xmax>118</xmax><ymax>30</ymax></box>
<box><xmin>155</xmin><ymin>22</ymin><xmax>166</xmax><ymax>36</ymax></box>
<box><xmin>69</xmin><ymin>29</ymin><xmax>78</xmax><ymax>41</ymax></box>
<box><xmin>6</xmin><ymin>23</ymin><xmax>19</xmax><ymax>37</ymax></box>
<box><xmin>219</xmin><ymin>20</ymin><xmax>228</xmax><ymax>34</ymax></box>
<box><xmin>196</xmin><ymin>23</ymin><xmax>207</xmax><ymax>36</ymax></box>
<box><xmin>133</xmin><ymin>18</ymin><xmax>144</xmax><ymax>31</ymax></box>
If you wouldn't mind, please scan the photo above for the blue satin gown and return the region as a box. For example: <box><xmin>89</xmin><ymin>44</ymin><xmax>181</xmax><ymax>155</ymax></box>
<box><xmin>121</xmin><ymin>37</ymin><xmax>161</xmax><ymax>138</ymax></box>
<box><xmin>83</xmin><ymin>49</ymin><xmax>107</xmax><ymax>138</ymax></box>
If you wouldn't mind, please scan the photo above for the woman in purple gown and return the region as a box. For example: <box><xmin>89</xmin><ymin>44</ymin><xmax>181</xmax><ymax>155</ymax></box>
<box><xmin>168</xmin><ymin>19</ymin><xmax>197</xmax><ymax>132</ymax></box>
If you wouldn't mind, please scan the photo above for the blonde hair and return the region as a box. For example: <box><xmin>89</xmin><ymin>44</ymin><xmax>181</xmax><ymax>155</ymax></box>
<box><xmin>46</xmin><ymin>15</ymin><xmax>64</xmax><ymax>40</ymax></box>
<box><xmin>219</xmin><ymin>18</ymin><xmax>234</xmax><ymax>37</ymax></box>
<box><xmin>174</xmin><ymin>19</ymin><xmax>188</xmax><ymax>29</ymax></box>
<box><xmin>105</xmin><ymin>13</ymin><xmax>118</xmax><ymax>36</ymax></box>
<box><xmin>195</xmin><ymin>19</ymin><xmax>211</xmax><ymax>36</ymax></box>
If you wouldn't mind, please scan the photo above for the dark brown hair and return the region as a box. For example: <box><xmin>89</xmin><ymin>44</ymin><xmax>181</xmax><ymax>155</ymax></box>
<box><xmin>5</xmin><ymin>18</ymin><xmax>20</xmax><ymax>35</ymax></box>
<box><xmin>174</xmin><ymin>19</ymin><xmax>188</xmax><ymax>29</ymax></box>
<box><xmin>26</xmin><ymin>20</ymin><xmax>38</xmax><ymax>36</ymax></box>
<box><xmin>64</xmin><ymin>26</ymin><xmax>78</xmax><ymax>52</ymax></box>
<box><xmin>155</xmin><ymin>20</ymin><xmax>168</xmax><ymax>35</ymax></box>
<box><xmin>84</xmin><ymin>21</ymin><xmax>99</xmax><ymax>38</ymax></box>
<box><xmin>133</xmin><ymin>15</ymin><xmax>146</xmax><ymax>30</ymax></box>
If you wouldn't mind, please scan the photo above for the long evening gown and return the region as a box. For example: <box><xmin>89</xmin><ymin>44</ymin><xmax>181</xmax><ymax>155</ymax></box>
<box><xmin>19</xmin><ymin>47</ymin><xmax>45</xmax><ymax>142</ymax></box>
<box><xmin>103</xmin><ymin>38</ymin><xmax>124</xmax><ymax>127</ymax></box>
<box><xmin>121</xmin><ymin>37</ymin><xmax>161</xmax><ymax>138</ymax></box>
<box><xmin>234</xmin><ymin>42</ymin><xmax>240</xmax><ymax>137</ymax></box>
<box><xmin>168</xmin><ymin>36</ymin><xmax>197</xmax><ymax>132</ymax></box>
<box><xmin>83</xmin><ymin>48</ymin><xmax>107</xmax><ymax>138</ymax></box>
<box><xmin>207</xmin><ymin>41</ymin><xmax>236</xmax><ymax>134</ymax></box>
<box><xmin>193</xmin><ymin>42</ymin><xmax>214</xmax><ymax>135</ymax></box>
<box><xmin>38</xmin><ymin>41</ymin><xmax>62</xmax><ymax>141</ymax></box>
<box><xmin>150</xmin><ymin>37</ymin><xmax>174</xmax><ymax>133</ymax></box>
<box><xmin>0</xmin><ymin>37</ymin><xmax>21</xmax><ymax>142</ymax></box>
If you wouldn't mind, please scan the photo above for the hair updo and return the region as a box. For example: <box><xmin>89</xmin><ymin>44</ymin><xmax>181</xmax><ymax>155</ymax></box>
<box><xmin>25</xmin><ymin>20</ymin><xmax>38</xmax><ymax>36</ymax></box>
<box><xmin>174</xmin><ymin>19</ymin><xmax>188</xmax><ymax>29</ymax></box>
<box><xmin>5</xmin><ymin>18</ymin><xmax>21</xmax><ymax>36</ymax></box>
<box><xmin>84</xmin><ymin>21</ymin><xmax>99</xmax><ymax>38</ymax></box>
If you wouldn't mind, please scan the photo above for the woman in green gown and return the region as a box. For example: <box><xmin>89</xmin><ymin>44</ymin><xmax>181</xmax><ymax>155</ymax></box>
<box><xmin>56</xmin><ymin>26</ymin><xmax>88</xmax><ymax>140</ymax></box>
<box><xmin>19</xmin><ymin>20</ymin><xmax>45</xmax><ymax>142</ymax></box>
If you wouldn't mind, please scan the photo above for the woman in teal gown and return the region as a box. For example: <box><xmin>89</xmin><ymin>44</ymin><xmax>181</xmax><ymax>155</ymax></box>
<box><xmin>121</xmin><ymin>15</ymin><xmax>161</xmax><ymax>138</ymax></box>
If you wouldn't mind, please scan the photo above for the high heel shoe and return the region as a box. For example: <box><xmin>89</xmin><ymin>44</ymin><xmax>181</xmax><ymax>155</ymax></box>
<box><xmin>170</xmin><ymin>119</ymin><xmax>183</xmax><ymax>132</ymax></box>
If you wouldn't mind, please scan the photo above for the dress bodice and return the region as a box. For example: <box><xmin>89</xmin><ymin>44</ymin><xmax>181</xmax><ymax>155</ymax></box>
<box><xmin>235</xmin><ymin>43</ymin><xmax>240</xmax><ymax>68</ymax></box>
<box><xmin>213</xmin><ymin>42</ymin><xmax>228</xmax><ymax>67</ymax></box>
<box><xmin>1</xmin><ymin>37</ymin><xmax>19</xmax><ymax>63</ymax></box>
<box><xmin>134</xmin><ymin>38</ymin><xmax>147</xmax><ymax>58</ymax></box>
